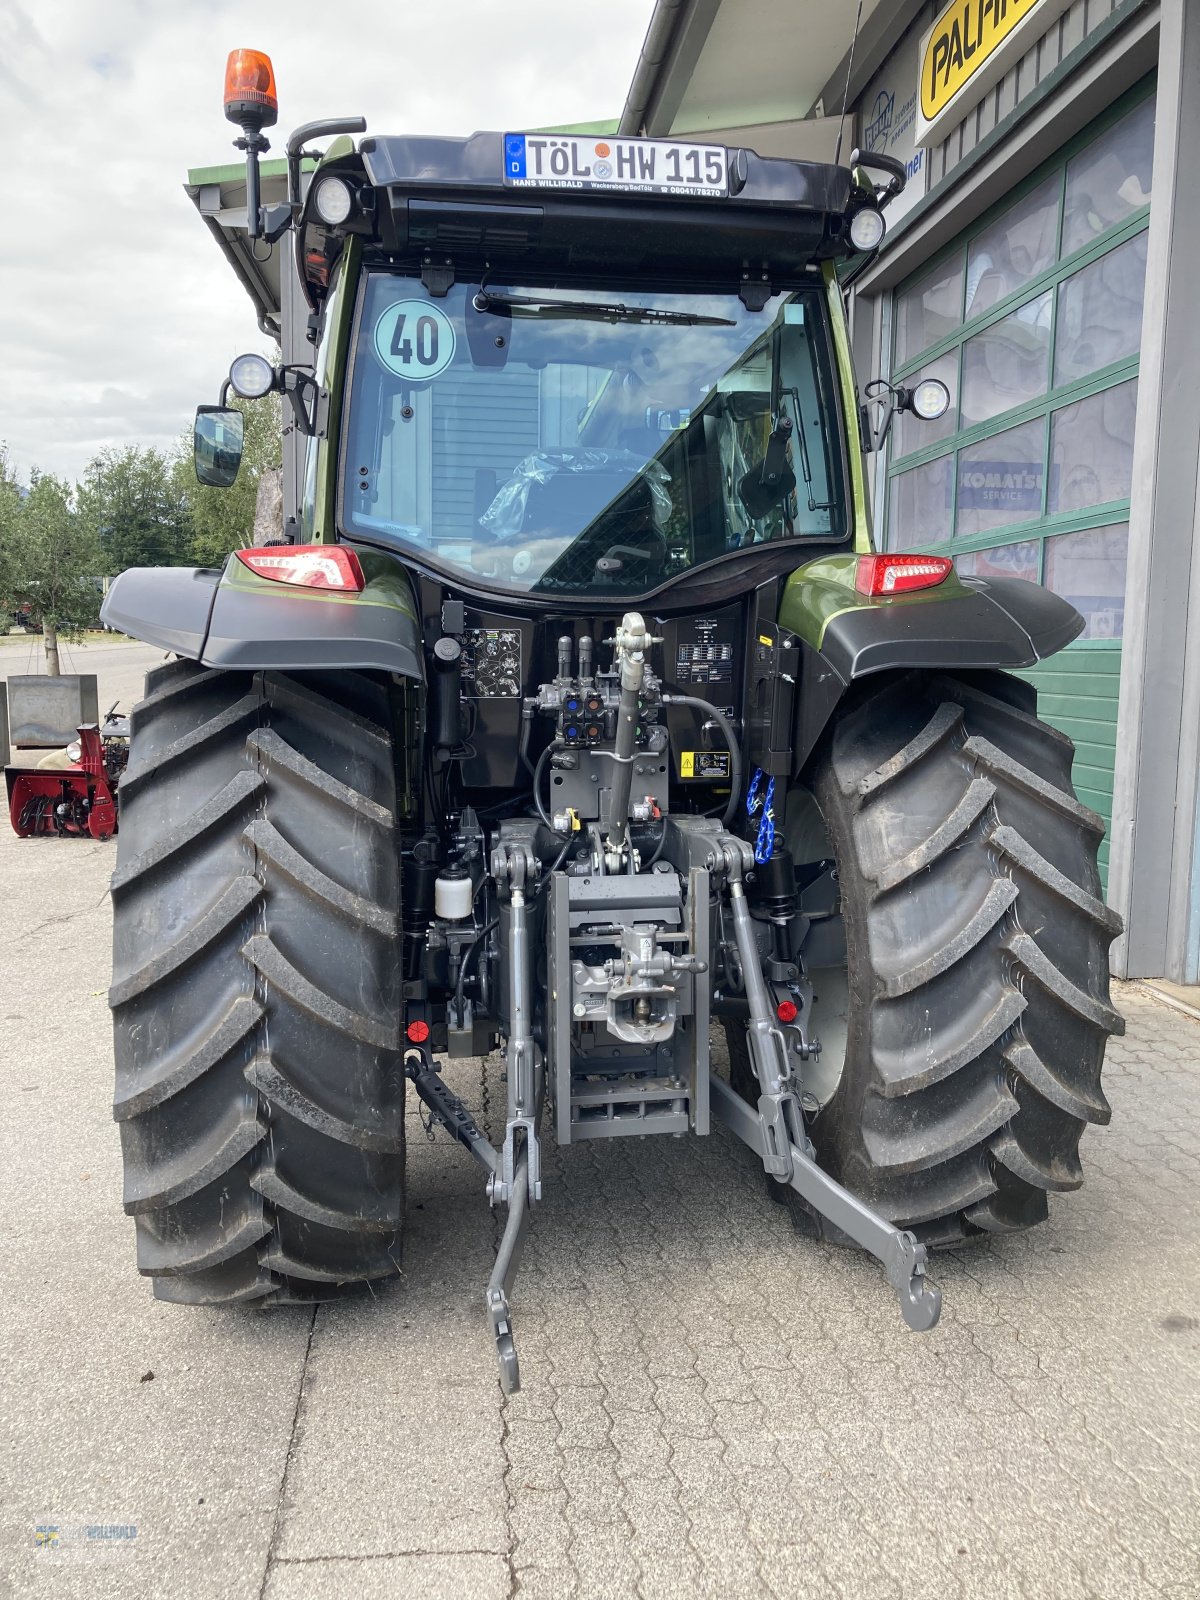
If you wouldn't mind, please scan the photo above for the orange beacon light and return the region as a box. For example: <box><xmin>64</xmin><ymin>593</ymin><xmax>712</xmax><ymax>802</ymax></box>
<box><xmin>224</xmin><ymin>48</ymin><xmax>278</xmax><ymax>130</ymax></box>
<box><xmin>223</xmin><ymin>49</ymin><xmax>278</xmax><ymax>240</ymax></box>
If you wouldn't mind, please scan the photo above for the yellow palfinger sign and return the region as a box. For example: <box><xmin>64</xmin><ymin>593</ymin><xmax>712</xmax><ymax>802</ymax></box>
<box><xmin>917</xmin><ymin>0</ymin><xmax>1071</xmax><ymax>142</ymax></box>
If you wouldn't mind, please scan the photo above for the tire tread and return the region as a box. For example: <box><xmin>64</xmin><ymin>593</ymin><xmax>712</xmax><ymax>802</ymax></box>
<box><xmin>110</xmin><ymin>662</ymin><xmax>404</xmax><ymax>1305</ymax></box>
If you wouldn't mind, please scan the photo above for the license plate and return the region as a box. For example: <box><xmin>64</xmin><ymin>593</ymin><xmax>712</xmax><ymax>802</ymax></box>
<box><xmin>503</xmin><ymin>133</ymin><xmax>728</xmax><ymax>198</ymax></box>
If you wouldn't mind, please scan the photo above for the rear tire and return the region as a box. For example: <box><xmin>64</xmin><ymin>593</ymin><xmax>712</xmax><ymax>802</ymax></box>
<box><xmin>728</xmin><ymin>669</ymin><xmax>1123</xmax><ymax>1245</ymax></box>
<box><xmin>109</xmin><ymin>661</ymin><xmax>405</xmax><ymax>1304</ymax></box>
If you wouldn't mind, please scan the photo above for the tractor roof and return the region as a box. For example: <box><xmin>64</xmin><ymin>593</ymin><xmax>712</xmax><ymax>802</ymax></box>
<box><xmin>189</xmin><ymin>132</ymin><xmax>862</xmax><ymax>334</ymax></box>
<box><xmin>360</xmin><ymin>131</ymin><xmax>849</xmax><ymax>214</ymax></box>
<box><xmin>339</xmin><ymin>131</ymin><xmax>855</xmax><ymax>290</ymax></box>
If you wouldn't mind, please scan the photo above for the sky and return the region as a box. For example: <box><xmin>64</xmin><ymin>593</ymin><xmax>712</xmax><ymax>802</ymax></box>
<box><xmin>0</xmin><ymin>0</ymin><xmax>653</xmax><ymax>486</ymax></box>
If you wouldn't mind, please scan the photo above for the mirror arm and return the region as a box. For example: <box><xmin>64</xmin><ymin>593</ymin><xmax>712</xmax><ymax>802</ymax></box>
<box><xmin>283</xmin><ymin>369</ymin><xmax>317</xmax><ymax>437</ymax></box>
<box><xmin>875</xmin><ymin>401</ymin><xmax>897</xmax><ymax>453</ymax></box>
<box><xmin>861</xmin><ymin>379</ymin><xmax>897</xmax><ymax>454</ymax></box>
<box><xmin>261</xmin><ymin>203</ymin><xmax>295</xmax><ymax>244</ymax></box>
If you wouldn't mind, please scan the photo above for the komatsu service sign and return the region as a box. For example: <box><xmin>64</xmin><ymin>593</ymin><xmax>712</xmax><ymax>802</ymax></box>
<box><xmin>916</xmin><ymin>0</ymin><xmax>1073</xmax><ymax>144</ymax></box>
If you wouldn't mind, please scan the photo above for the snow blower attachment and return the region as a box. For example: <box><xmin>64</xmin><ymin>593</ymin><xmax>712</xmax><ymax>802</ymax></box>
<box><xmin>102</xmin><ymin>50</ymin><xmax>1122</xmax><ymax>1395</ymax></box>
<box><xmin>5</xmin><ymin>677</ymin><xmax>128</xmax><ymax>839</ymax></box>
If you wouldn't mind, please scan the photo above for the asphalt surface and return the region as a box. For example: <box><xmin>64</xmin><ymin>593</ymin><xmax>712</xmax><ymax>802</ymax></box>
<box><xmin>1</xmin><ymin>634</ymin><xmax>1198</xmax><ymax>1600</ymax></box>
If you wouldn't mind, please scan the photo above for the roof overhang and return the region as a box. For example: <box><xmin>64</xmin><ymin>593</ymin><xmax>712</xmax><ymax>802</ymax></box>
<box><xmin>619</xmin><ymin>0</ymin><xmax>914</xmax><ymax>143</ymax></box>
<box><xmin>184</xmin><ymin>159</ymin><xmax>302</xmax><ymax>336</ymax></box>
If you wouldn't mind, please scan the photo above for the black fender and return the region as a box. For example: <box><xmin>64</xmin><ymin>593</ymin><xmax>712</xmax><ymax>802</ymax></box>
<box><xmin>790</xmin><ymin>574</ymin><xmax>1084</xmax><ymax>773</ymax></box>
<box><xmin>819</xmin><ymin>576</ymin><xmax>1082</xmax><ymax>681</ymax></box>
<box><xmin>100</xmin><ymin>563</ymin><xmax>423</xmax><ymax>681</ymax></box>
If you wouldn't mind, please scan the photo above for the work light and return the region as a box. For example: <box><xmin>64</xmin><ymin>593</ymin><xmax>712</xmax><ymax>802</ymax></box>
<box><xmin>848</xmin><ymin>208</ymin><xmax>886</xmax><ymax>252</ymax></box>
<box><xmin>313</xmin><ymin>176</ymin><xmax>355</xmax><ymax>226</ymax></box>
<box><xmin>228</xmin><ymin>353</ymin><xmax>277</xmax><ymax>400</ymax></box>
<box><xmin>909</xmin><ymin>377</ymin><xmax>952</xmax><ymax>420</ymax></box>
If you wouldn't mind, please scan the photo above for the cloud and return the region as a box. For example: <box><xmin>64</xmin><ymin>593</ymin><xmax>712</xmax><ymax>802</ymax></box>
<box><xmin>0</xmin><ymin>0</ymin><xmax>650</xmax><ymax>484</ymax></box>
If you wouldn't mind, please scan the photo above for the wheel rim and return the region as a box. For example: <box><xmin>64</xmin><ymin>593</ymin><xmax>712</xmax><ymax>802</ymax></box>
<box><xmin>804</xmin><ymin>963</ymin><xmax>848</xmax><ymax>1107</ymax></box>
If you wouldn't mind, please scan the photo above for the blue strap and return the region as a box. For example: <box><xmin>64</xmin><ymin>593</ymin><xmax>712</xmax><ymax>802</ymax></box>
<box><xmin>754</xmin><ymin>777</ymin><xmax>776</xmax><ymax>863</ymax></box>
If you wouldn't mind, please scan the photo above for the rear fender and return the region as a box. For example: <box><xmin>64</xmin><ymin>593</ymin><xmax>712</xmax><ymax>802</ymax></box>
<box><xmin>781</xmin><ymin>554</ymin><xmax>1083</xmax><ymax>770</ymax></box>
<box><xmin>100</xmin><ymin>549</ymin><xmax>423</xmax><ymax>681</ymax></box>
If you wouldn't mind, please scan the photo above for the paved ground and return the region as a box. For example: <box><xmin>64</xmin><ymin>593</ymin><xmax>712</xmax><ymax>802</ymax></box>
<box><xmin>1</xmin><ymin>636</ymin><xmax>1198</xmax><ymax>1600</ymax></box>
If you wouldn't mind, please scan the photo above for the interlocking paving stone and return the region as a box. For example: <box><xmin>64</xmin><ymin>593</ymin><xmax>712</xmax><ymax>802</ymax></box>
<box><xmin>1</xmin><ymin>638</ymin><xmax>1197</xmax><ymax>1598</ymax></box>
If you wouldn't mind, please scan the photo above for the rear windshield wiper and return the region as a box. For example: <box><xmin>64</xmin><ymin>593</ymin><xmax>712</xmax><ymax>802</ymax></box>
<box><xmin>472</xmin><ymin>291</ymin><xmax>735</xmax><ymax>328</ymax></box>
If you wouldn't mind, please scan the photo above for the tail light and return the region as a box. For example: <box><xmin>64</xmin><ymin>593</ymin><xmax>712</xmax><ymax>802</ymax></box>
<box><xmin>855</xmin><ymin>553</ymin><xmax>953</xmax><ymax>597</ymax></box>
<box><xmin>406</xmin><ymin>1019</ymin><xmax>431</xmax><ymax>1045</ymax></box>
<box><xmin>235</xmin><ymin>545</ymin><xmax>365</xmax><ymax>592</ymax></box>
<box><xmin>776</xmin><ymin>1000</ymin><xmax>798</xmax><ymax>1024</ymax></box>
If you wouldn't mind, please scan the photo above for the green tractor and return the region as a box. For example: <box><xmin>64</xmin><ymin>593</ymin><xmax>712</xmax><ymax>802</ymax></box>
<box><xmin>103</xmin><ymin>50</ymin><xmax>1122</xmax><ymax>1391</ymax></box>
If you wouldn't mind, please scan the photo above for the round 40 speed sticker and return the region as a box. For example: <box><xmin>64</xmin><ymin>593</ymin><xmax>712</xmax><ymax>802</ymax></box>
<box><xmin>373</xmin><ymin>298</ymin><xmax>456</xmax><ymax>381</ymax></box>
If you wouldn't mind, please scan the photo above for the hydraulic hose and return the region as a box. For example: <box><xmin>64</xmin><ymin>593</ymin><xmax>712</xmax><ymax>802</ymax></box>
<box><xmin>456</xmin><ymin>916</ymin><xmax>500</xmax><ymax>1028</ymax></box>
<box><xmin>662</xmin><ymin>694</ymin><xmax>743</xmax><ymax>828</ymax></box>
<box><xmin>642</xmin><ymin>817</ymin><xmax>669</xmax><ymax>869</ymax></box>
<box><xmin>518</xmin><ymin>704</ymin><xmax>536</xmax><ymax>779</ymax></box>
<box><xmin>532</xmin><ymin>744</ymin><xmax>554</xmax><ymax>828</ymax></box>
<box><xmin>538</xmin><ymin>836</ymin><xmax>573</xmax><ymax>888</ymax></box>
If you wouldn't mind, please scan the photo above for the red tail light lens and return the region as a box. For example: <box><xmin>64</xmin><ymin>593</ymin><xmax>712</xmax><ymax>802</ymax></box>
<box><xmin>855</xmin><ymin>553</ymin><xmax>953</xmax><ymax>598</ymax></box>
<box><xmin>235</xmin><ymin>545</ymin><xmax>365</xmax><ymax>592</ymax></box>
<box><xmin>776</xmin><ymin>1000</ymin><xmax>798</xmax><ymax>1024</ymax></box>
<box><xmin>406</xmin><ymin>1020</ymin><xmax>431</xmax><ymax>1045</ymax></box>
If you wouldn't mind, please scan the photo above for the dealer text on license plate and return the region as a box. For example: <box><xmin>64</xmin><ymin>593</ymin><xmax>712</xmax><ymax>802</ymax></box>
<box><xmin>503</xmin><ymin>133</ymin><xmax>729</xmax><ymax>197</ymax></box>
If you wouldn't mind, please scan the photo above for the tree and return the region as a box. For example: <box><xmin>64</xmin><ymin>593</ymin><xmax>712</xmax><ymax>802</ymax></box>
<box><xmin>0</xmin><ymin>446</ymin><xmax>22</xmax><ymax>620</ymax></box>
<box><xmin>175</xmin><ymin>392</ymin><xmax>283</xmax><ymax>567</ymax></box>
<box><xmin>11</xmin><ymin>473</ymin><xmax>103</xmax><ymax>675</ymax></box>
<box><xmin>76</xmin><ymin>445</ymin><xmax>192</xmax><ymax>573</ymax></box>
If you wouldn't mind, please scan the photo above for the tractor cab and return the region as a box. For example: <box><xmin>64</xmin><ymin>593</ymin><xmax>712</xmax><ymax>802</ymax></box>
<box><xmin>298</xmin><ymin>128</ymin><xmax>895</xmax><ymax>606</ymax></box>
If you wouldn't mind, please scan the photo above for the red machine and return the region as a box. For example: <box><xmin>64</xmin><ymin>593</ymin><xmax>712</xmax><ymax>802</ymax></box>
<box><xmin>6</xmin><ymin>716</ymin><xmax>128</xmax><ymax>839</ymax></box>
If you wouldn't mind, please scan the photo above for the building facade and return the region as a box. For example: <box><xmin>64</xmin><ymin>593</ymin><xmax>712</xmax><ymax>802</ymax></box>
<box><xmin>621</xmin><ymin>0</ymin><xmax>1199</xmax><ymax>985</ymax></box>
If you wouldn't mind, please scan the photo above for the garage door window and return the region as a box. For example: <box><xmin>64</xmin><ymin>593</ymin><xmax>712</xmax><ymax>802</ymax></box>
<box><xmin>885</xmin><ymin>88</ymin><xmax>1153</xmax><ymax>643</ymax></box>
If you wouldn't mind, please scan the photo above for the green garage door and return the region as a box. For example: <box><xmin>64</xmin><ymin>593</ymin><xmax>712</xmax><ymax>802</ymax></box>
<box><xmin>883</xmin><ymin>86</ymin><xmax>1155</xmax><ymax>889</ymax></box>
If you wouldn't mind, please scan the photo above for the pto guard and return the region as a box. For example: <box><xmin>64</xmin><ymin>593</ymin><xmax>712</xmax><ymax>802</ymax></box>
<box><xmin>100</xmin><ymin>551</ymin><xmax>423</xmax><ymax>680</ymax></box>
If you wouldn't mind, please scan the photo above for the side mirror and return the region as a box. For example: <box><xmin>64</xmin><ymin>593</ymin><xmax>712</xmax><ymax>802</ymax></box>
<box><xmin>194</xmin><ymin>406</ymin><xmax>244</xmax><ymax>488</ymax></box>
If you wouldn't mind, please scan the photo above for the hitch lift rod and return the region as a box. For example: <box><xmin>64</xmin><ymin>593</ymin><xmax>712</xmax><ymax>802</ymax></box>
<box><xmin>709</xmin><ymin>1075</ymin><xmax>941</xmax><ymax>1331</ymax></box>
<box><xmin>715</xmin><ymin>853</ymin><xmax>941</xmax><ymax>1333</ymax></box>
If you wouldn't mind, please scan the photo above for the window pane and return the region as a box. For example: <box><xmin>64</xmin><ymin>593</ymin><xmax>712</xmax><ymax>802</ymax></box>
<box><xmin>956</xmin><ymin>417</ymin><xmax>1046</xmax><ymax>538</ymax></box>
<box><xmin>1054</xmin><ymin>232</ymin><xmax>1147</xmax><ymax>385</ymax></box>
<box><xmin>888</xmin><ymin>455</ymin><xmax>954</xmax><ymax>549</ymax></box>
<box><xmin>1063</xmin><ymin>98</ymin><xmax>1155</xmax><ymax>257</ymax></box>
<box><xmin>895</xmin><ymin>258</ymin><xmax>963</xmax><ymax>368</ymax></box>
<box><xmin>1044</xmin><ymin>522</ymin><xmax>1129</xmax><ymax>639</ymax></box>
<box><xmin>1047</xmin><ymin>378</ymin><xmax>1138</xmax><ymax>514</ymax></box>
<box><xmin>965</xmin><ymin>175</ymin><xmax>1060</xmax><ymax>320</ymax></box>
<box><xmin>892</xmin><ymin>350</ymin><xmax>958</xmax><ymax>459</ymax></box>
<box><xmin>960</xmin><ymin>291</ymin><xmax>1052</xmax><ymax>427</ymax></box>
<box><xmin>955</xmin><ymin>540</ymin><xmax>1040</xmax><ymax>584</ymax></box>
